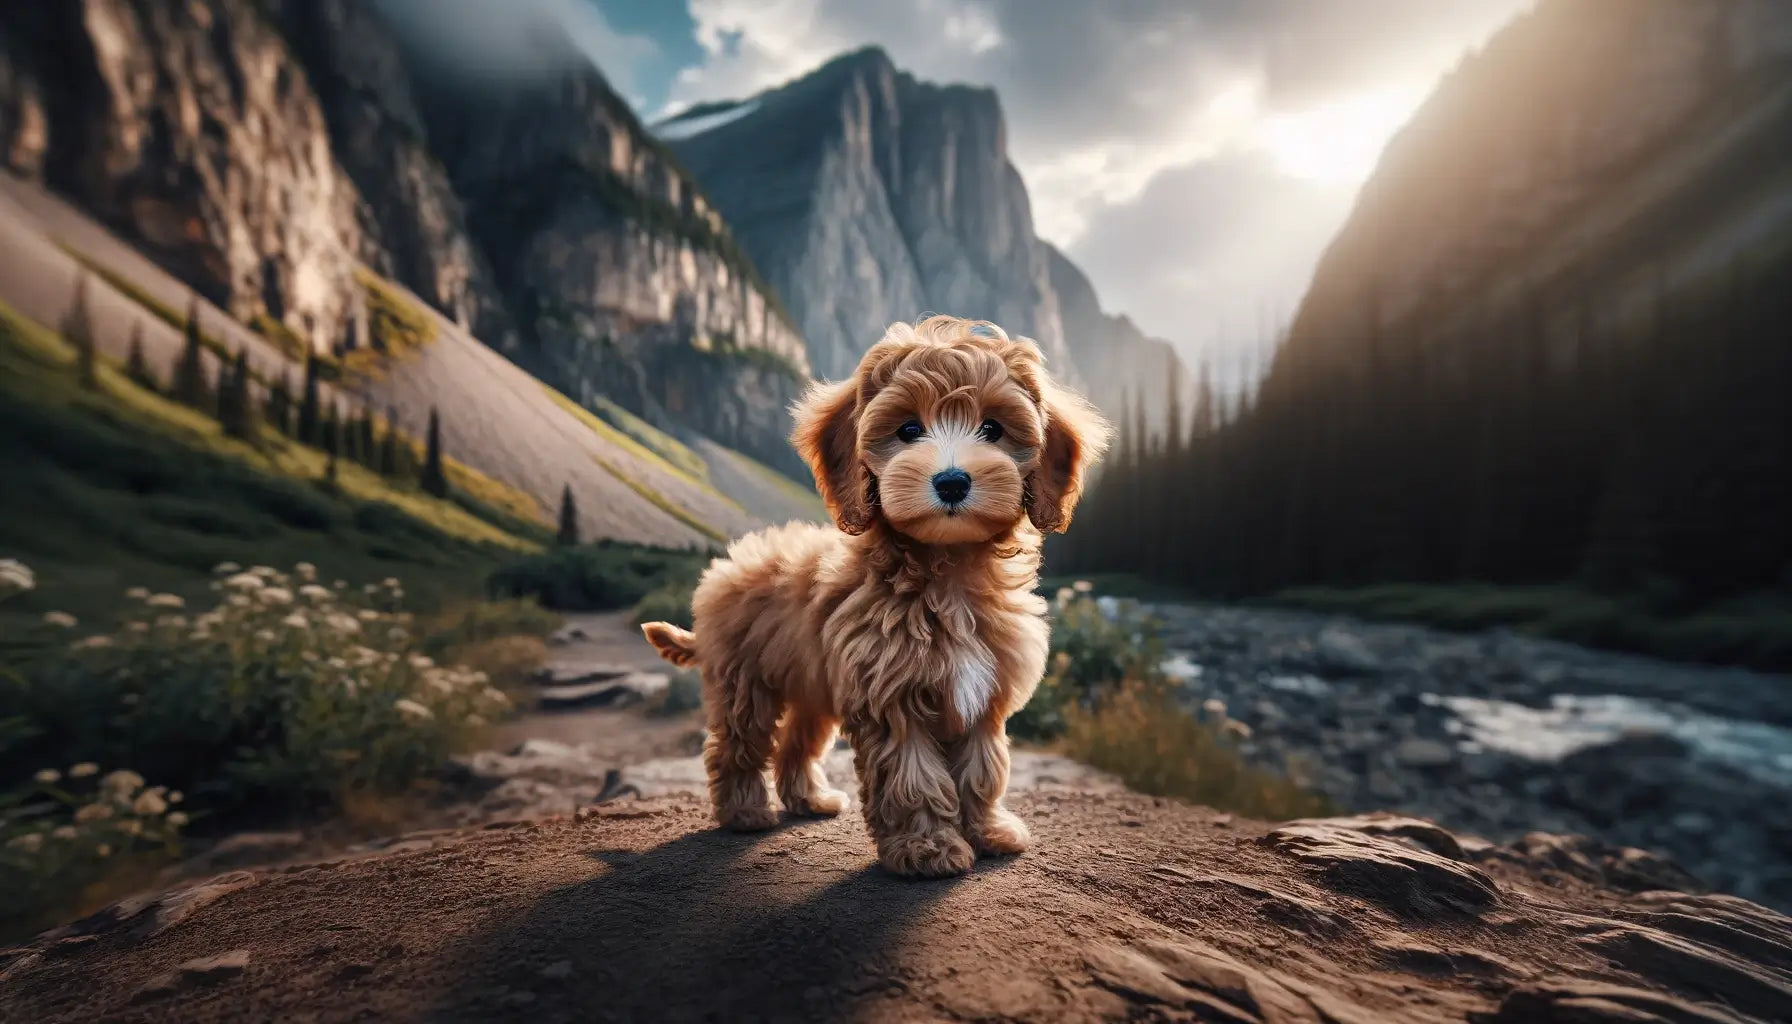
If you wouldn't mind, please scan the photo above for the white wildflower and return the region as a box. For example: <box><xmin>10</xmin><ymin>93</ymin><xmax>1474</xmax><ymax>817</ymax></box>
<box><xmin>1223</xmin><ymin>719</ymin><xmax>1253</xmax><ymax>740</ymax></box>
<box><xmin>408</xmin><ymin>654</ymin><xmax>434</xmax><ymax>671</ymax></box>
<box><xmin>1072</xmin><ymin>579</ymin><xmax>1094</xmax><ymax>593</ymax></box>
<box><xmin>258</xmin><ymin>587</ymin><xmax>294</xmax><ymax>606</ymax></box>
<box><xmin>33</xmin><ymin>768</ymin><xmax>60</xmax><ymax>784</ymax></box>
<box><xmin>224</xmin><ymin>572</ymin><xmax>264</xmax><ymax>592</ymax></box>
<box><xmin>51</xmin><ymin>826</ymin><xmax>77</xmax><ymax>841</ymax></box>
<box><xmin>294</xmin><ymin>562</ymin><xmax>318</xmax><ymax>582</ymax></box>
<box><xmin>333</xmin><ymin>580</ymin><xmax>347</xmax><ymax>590</ymax></box>
<box><xmin>251</xmin><ymin>565</ymin><xmax>278</xmax><ymax>578</ymax></box>
<box><xmin>228</xmin><ymin>594</ymin><xmax>253</xmax><ymax>609</ymax></box>
<box><xmin>146</xmin><ymin>593</ymin><xmax>184</xmax><ymax>609</ymax></box>
<box><xmin>168</xmin><ymin>790</ymin><xmax>183</xmax><ymax>803</ymax></box>
<box><xmin>326</xmin><ymin>614</ymin><xmax>360</xmax><ymax>635</ymax></box>
<box><xmin>74</xmin><ymin>803</ymin><xmax>114</xmax><ymax>823</ymax></box>
<box><xmin>5</xmin><ymin>833</ymin><xmax>43</xmax><ymax>853</ymax></box>
<box><xmin>166</xmin><ymin>812</ymin><xmax>188</xmax><ymax>828</ymax></box>
<box><xmin>357</xmin><ymin>609</ymin><xmax>380</xmax><ymax>622</ymax></box>
<box><xmin>388</xmin><ymin>628</ymin><xmax>408</xmax><ymax>643</ymax></box>
<box><xmin>1201</xmin><ymin>698</ymin><xmax>1228</xmax><ymax>719</ymax></box>
<box><xmin>394</xmin><ymin>698</ymin><xmax>433</xmax><ymax>721</ymax></box>
<box><xmin>482</xmin><ymin>687</ymin><xmax>511</xmax><ymax>709</ymax></box>
<box><xmin>72</xmin><ymin>635</ymin><xmax>114</xmax><ymax>651</ymax></box>
<box><xmin>127</xmin><ymin>621</ymin><xmax>148</xmax><ymax>633</ymax></box>
<box><xmin>427</xmin><ymin>677</ymin><xmax>454</xmax><ymax>695</ymax></box>
<box><xmin>0</xmin><ymin>558</ymin><xmax>36</xmax><ymax>598</ymax></box>
<box><xmin>254</xmin><ymin>629</ymin><xmax>276</xmax><ymax>642</ymax></box>
<box><xmin>42</xmin><ymin>610</ymin><xmax>77</xmax><ymax>629</ymax></box>
<box><xmin>94</xmin><ymin>843</ymin><xmax>111</xmax><ymax>857</ymax></box>
<box><xmin>157</xmin><ymin>615</ymin><xmax>187</xmax><ymax>629</ymax></box>
<box><xmin>299</xmin><ymin>584</ymin><xmax>332</xmax><ymax>604</ymax></box>
<box><xmin>341</xmin><ymin>677</ymin><xmax>359</xmax><ymax>696</ymax></box>
<box><xmin>124</xmin><ymin>586</ymin><xmax>150</xmax><ymax>600</ymax></box>
<box><xmin>213</xmin><ymin>561</ymin><xmax>242</xmax><ymax>575</ymax></box>
<box><xmin>132</xmin><ymin>789</ymin><xmax>168</xmax><ymax>816</ymax></box>
<box><xmin>363</xmin><ymin>583</ymin><xmax>379</xmax><ymax>595</ymax></box>
<box><xmin>301</xmin><ymin>651</ymin><xmax>319</xmax><ymax>662</ymax></box>
<box><xmin>283</xmin><ymin>612</ymin><xmax>309</xmax><ymax>630</ymax></box>
<box><xmin>1054</xmin><ymin>587</ymin><xmax>1074</xmax><ymax>608</ymax></box>
<box><xmin>68</xmin><ymin>762</ymin><xmax>98</xmax><ymax>778</ymax></box>
<box><xmin>99</xmin><ymin>770</ymin><xmax>145</xmax><ymax>801</ymax></box>
<box><xmin>119</xmin><ymin>819</ymin><xmax>143</xmax><ymax>837</ymax></box>
<box><xmin>382</xmin><ymin>577</ymin><xmax>401</xmax><ymax>590</ymax></box>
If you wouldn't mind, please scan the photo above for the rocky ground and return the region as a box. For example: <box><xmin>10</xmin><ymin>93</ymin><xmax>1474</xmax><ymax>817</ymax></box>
<box><xmin>1150</xmin><ymin>603</ymin><xmax>1792</xmax><ymax>911</ymax></box>
<box><xmin>5</xmin><ymin>794</ymin><xmax>1791</xmax><ymax>1023</ymax></box>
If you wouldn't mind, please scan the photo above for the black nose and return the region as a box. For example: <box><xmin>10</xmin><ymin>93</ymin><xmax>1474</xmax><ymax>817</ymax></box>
<box><xmin>932</xmin><ymin>468</ymin><xmax>971</xmax><ymax>505</ymax></box>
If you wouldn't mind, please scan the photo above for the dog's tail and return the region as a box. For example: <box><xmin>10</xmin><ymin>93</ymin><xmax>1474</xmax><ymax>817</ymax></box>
<box><xmin>641</xmin><ymin>621</ymin><xmax>700</xmax><ymax>668</ymax></box>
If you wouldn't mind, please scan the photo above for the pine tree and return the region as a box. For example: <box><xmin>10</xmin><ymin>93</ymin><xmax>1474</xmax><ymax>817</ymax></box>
<box><xmin>125</xmin><ymin>320</ymin><xmax>155</xmax><ymax>391</ymax></box>
<box><xmin>65</xmin><ymin>270</ymin><xmax>98</xmax><ymax>390</ymax></box>
<box><xmin>297</xmin><ymin>352</ymin><xmax>321</xmax><ymax>446</ymax></box>
<box><xmin>220</xmin><ymin>349</ymin><xmax>256</xmax><ymax>440</ymax></box>
<box><xmin>556</xmin><ymin>484</ymin><xmax>581</xmax><ymax>547</ymax></box>
<box><xmin>377</xmin><ymin>408</ymin><xmax>400</xmax><ymax>478</ymax></box>
<box><xmin>321</xmin><ymin>401</ymin><xmax>341</xmax><ymax>462</ymax></box>
<box><xmin>171</xmin><ymin>295</ymin><xmax>211</xmax><ymax>411</ymax></box>
<box><xmin>420</xmin><ymin>406</ymin><xmax>448</xmax><ymax>497</ymax></box>
<box><xmin>267</xmin><ymin>370</ymin><xmax>293</xmax><ymax>436</ymax></box>
<box><xmin>357</xmin><ymin>407</ymin><xmax>376</xmax><ymax>467</ymax></box>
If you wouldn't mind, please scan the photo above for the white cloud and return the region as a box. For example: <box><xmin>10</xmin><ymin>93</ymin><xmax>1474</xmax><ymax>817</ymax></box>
<box><xmin>656</xmin><ymin>0</ymin><xmax>1528</xmax><ymax>362</ymax></box>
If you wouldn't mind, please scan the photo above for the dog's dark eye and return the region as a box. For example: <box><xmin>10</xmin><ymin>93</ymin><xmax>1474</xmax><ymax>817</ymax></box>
<box><xmin>977</xmin><ymin>419</ymin><xmax>1004</xmax><ymax>443</ymax></box>
<box><xmin>895</xmin><ymin>420</ymin><xmax>924</xmax><ymax>443</ymax></box>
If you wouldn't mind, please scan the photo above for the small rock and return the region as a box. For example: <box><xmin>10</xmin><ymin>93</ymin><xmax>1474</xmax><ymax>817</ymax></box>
<box><xmin>1395</xmin><ymin>738</ymin><xmax>1457</xmax><ymax>769</ymax></box>
<box><xmin>135</xmin><ymin>949</ymin><xmax>252</xmax><ymax>1001</ymax></box>
<box><xmin>1315</xmin><ymin>628</ymin><xmax>1381</xmax><ymax>676</ymax></box>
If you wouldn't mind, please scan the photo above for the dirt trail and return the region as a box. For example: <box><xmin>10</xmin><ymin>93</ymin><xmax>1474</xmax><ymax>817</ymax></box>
<box><xmin>5</xmin><ymin>793</ymin><xmax>1790</xmax><ymax>1023</ymax></box>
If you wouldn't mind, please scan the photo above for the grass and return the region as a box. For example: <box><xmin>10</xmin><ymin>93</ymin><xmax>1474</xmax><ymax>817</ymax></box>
<box><xmin>718</xmin><ymin>446</ymin><xmax>829</xmax><ymax>522</ymax></box>
<box><xmin>1059</xmin><ymin>682</ymin><xmax>1333</xmax><ymax>821</ymax></box>
<box><xmin>584</xmin><ymin>394</ymin><xmax>711</xmax><ymax>482</ymax></box>
<box><xmin>0</xmin><ymin>298</ymin><xmax>542</xmax><ymax>630</ymax></box>
<box><xmin>1266</xmin><ymin>582</ymin><xmax>1792</xmax><ymax>671</ymax></box>
<box><xmin>592</xmin><ymin>454</ymin><xmax>730</xmax><ymax>545</ymax></box>
<box><xmin>541</xmin><ymin>384</ymin><xmax>714</xmax><ymax>492</ymax></box>
<box><xmin>338</xmin><ymin>269</ymin><xmax>439</xmax><ymax>378</ymax></box>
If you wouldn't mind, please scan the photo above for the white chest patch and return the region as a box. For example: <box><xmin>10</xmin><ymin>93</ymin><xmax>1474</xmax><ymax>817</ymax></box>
<box><xmin>952</xmin><ymin>639</ymin><xmax>1000</xmax><ymax>725</ymax></box>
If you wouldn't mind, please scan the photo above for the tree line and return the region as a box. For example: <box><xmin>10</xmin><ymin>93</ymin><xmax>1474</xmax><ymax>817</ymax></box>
<box><xmin>1057</xmin><ymin>254</ymin><xmax>1792</xmax><ymax>612</ymax></box>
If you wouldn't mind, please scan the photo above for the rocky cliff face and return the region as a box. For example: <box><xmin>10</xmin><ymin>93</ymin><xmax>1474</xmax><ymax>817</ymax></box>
<box><xmin>1284</xmin><ymin>0</ymin><xmax>1792</xmax><ymax>367</ymax></box>
<box><xmin>1</xmin><ymin>0</ymin><xmax>366</xmax><ymax>353</ymax></box>
<box><xmin>663</xmin><ymin>48</ymin><xmax>1086</xmax><ymax>388</ymax></box>
<box><xmin>0</xmin><ymin>0</ymin><xmax>816</xmax><ymax>480</ymax></box>
<box><xmin>1046</xmin><ymin>243</ymin><xmax>1189</xmax><ymax>432</ymax></box>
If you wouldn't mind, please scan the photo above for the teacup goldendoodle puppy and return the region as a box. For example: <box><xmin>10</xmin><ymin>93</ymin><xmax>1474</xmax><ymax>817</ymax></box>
<box><xmin>642</xmin><ymin>315</ymin><xmax>1109</xmax><ymax>877</ymax></box>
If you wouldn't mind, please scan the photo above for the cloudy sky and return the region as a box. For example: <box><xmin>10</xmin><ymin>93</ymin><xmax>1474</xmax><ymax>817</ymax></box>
<box><xmin>410</xmin><ymin>0</ymin><xmax>1530</xmax><ymax>369</ymax></box>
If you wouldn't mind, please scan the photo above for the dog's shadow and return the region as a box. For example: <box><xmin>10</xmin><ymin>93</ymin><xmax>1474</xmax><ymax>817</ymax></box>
<box><xmin>428</xmin><ymin>817</ymin><xmax>1004</xmax><ymax>1022</ymax></box>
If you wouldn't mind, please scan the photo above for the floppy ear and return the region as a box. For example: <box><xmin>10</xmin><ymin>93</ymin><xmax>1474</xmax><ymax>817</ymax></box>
<box><xmin>1027</xmin><ymin>383</ymin><xmax>1111</xmax><ymax>533</ymax></box>
<box><xmin>791</xmin><ymin>379</ymin><xmax>874</xmax><ymax>534</ymax></box>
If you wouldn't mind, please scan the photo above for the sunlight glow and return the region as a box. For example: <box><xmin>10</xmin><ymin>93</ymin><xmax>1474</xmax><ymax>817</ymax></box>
<box><xmin>1258</xmin><ymin>87</ymin><xmax>1424</xmax><ymax>185</ymax></box>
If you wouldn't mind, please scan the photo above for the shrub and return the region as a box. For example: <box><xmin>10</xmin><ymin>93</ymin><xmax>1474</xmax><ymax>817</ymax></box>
<box><xmin>1011</xmin><ymin>585</ymin><xmax>1330</xmax><ymax>821</ymax></box>
<box><xmin>488</xmin><ymin>541</ymin><xmax>708</xmax><ymax>612</ymax></box>
<box><xmin>2</xmin><ymin>765</ymin><xmax>188</xmax><ymax>931</ymax></box>
<box><xmin>1009</xmin><ymin>586</ymin><xmax>1163</xmax><ymax>741</ymax></box>
<box><xmin>631</xmin><ymin>581</ymin><xmax>695</xmax><ymax>630</ymax></box>
<box><xmin>4</xmin><ymin>562</ymin><xmax>514</xmax><ymax>824</ymax></box>
<box><xmin>657</xmin><ymin>669</ymin><xmax>704</xmax><ymax>716</ymax></box>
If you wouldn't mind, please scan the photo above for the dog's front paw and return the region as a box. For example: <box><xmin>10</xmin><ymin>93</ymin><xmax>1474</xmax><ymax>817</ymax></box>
<box><xmin>785</xmin><ymin>787</ymin><xmax>850</xmax><ymax>817</ymax></box>
<box><xmin>968</xmin><ymin>806</ymin><xmax>1031</xmax><ymax>856</ymax></box>
<box><xmin>879</xmin><ymin>827</ymin><xmax>975</xmax><ymax>878</ymax></box>
<box><xmin>716</xmin><ymin>802</ymin><xmax>781</xmax><ymax>832</ymax></box>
